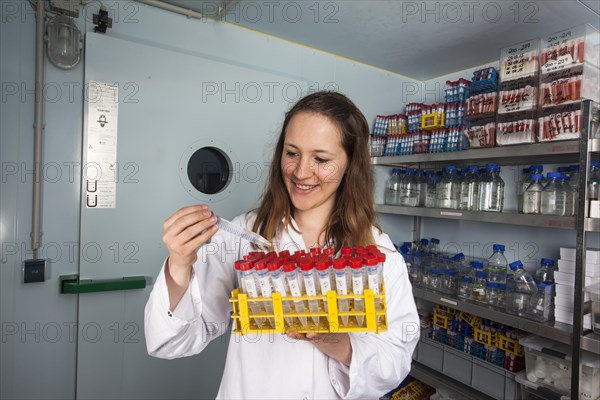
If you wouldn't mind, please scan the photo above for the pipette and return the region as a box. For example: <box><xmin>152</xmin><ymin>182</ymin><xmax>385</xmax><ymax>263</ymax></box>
<box><xmin>215</xmin><ymin>215</ymin><xmax>272</xmax><ymax>249</ymax></box>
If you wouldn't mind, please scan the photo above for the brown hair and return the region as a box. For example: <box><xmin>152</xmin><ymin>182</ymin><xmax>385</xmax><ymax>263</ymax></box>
<box><xmin>252</xmin><ymin>91</ymin><xmax>381</xmax><ymax>252</ymax></box>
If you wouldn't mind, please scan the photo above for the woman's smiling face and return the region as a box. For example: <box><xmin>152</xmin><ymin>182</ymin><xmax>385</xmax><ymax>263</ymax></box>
<box><xmin>281</xmin><ymin>112</ymin><xmax>348</xmax><ymax>215</ymax></box>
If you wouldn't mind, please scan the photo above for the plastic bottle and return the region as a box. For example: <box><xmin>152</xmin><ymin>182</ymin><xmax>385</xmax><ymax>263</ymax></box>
<box><xmin>401</xmin><ymin>168</ymin><xmax>419</xmax><ymax>207</ymax></box>
<box><xmin>458</xmin><ymin>276</ymin><xmax>473</xmax><ymax>300</ymax></box>
<box><xmin>364</xmin><ymin>254</ymin><xmax>383</xmax><ymax>323</ymax></box>
<box><xmin>506</xmin><ymin>260</ymin><xmax>536</xmax><ymax>317</ymax></box>
<box><xmin>486</xmin><ymin>282</ymin><xmax>501</xmax><ymax>307</ymax></box>
<box><xmin>559</xmin><ymin>175</ymin><xmax>574</xmax><ymax>216</ymax></box>
<box><xmin>385</xmin><ymin>168</ymin><xmax>402</xmax><ymax>205</ymax></box>
<box><xmin>534</xmin><ymin>258</ymin><xmax>555</xmax><ymax>285</ymax></box>
<box><xmin>529</xmin><ymin>282</ymin><xmax>553</xmax><ymax>321</ymax></box>
<box><xmin>333</xmin><ymin>257</ymin><xmax>350</xmax><ymax>326</ymax></box>
<box><xmin>442</xmin><ymin>268</ymin><xmax>458</xmax><ymax>295</ymax></box>
<box><xmin>436</xmin><ymin>166</ymin><xmax>460</xmax><ymax>209</ymax></box>
<box><xmin>478</xmin><ymin>164</ymin><xmax>504</xmax><ymax>212</ymax></box>
<box><xmin>458</xmin><ymin>165</ymin><xmax>479</xmax><ymax>210</ymax></box>
<box><xmin>428</xmin><ymin>238</ymin><xmax>441</xmax><ymax>255</ymax></box>
<box><xmin>487</xmin><ymin>244</ymin><xmax>508</xmax><ymax>285</ymax></box>
<box><xmin>415</xmin><ymin>169</ymin><xmax>428</xmax><ymax>207</ymax></box>
<box><xmin>470</xmin><ymin>261</ymin><xmax>487</xmax><ymax>303</ymax></box>
<box><xmin>522</xmin><ymin>174</ymin><xmax>544</xmax><ymax>214</ymax></box>
<box><xmin>518</xmin><ymin>167</ymin><xmax>545</xmax><ymax>213</ymax></box>
<box><xmin>588</xmin><ymin>161</ymin><xmax>600</xmax><ymax>201</ymax></box>
<box><xmin>425</xmin><ymin>176</ymin><xmax>439</xmax><ymax>208</ymax></box>
<box><xmin>541</xmin><ymin>172</ymin><xmax>564</xmax><ymax>215</ymax></box>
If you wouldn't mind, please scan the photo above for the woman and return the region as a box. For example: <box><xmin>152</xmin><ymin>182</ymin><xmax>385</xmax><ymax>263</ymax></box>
<box><xmin>144</xmin><ymin>91</ymin><xmax>419</xmax><ymax>399</ymax></box>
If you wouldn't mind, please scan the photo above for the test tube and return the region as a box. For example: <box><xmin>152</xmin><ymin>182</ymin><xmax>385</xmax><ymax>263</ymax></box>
<box><xmin>364</xmin><ymin>254</ymin><xmax>382</xmax><ymax>324</ymax></box>
<box><xmin>267</xmin><ymin>258</ymin><xmax>294</xmax><ymax>328</ymax></box>
<box><xmin>349</xmin><ymin>257</ymin><xmax>365</xmax><ymax>327</ymax></box>
<box><xmin>315</xmin><ymin>257</ymin><xmax>333</xmax><ymax>318</ymax></box>
<box><xmin>333</xmin><ymin>257</ymin><xmax>350</xmax><ymax>326</ymax></box>
<box><xmin>254</xmin><ymin>260</ymin><xmax>274</xmax><ymax>328</ymax></box>
<box><xmin>298</xmin><ymin>257</ymin><xmax>320</xmax><ymax>327</ymax></box>
<box><xmin>238</xmin><ymin>260</ymin><xmax>264</xmax><ymax>328</ymax></box>
<box><xmin>283</xmin><ymin>261</ymin><xmax>308</xmax><ymax>328</ymax></box>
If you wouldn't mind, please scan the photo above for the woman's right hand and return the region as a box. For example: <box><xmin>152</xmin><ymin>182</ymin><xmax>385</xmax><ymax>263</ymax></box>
<box><xmin>162</xmin><ymin>205</ymin><xmax>219</xmax><ymax>271</ymax></box>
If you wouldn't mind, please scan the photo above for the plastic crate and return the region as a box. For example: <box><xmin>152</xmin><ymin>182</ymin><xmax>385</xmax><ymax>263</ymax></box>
<box><xmin>498</xmin><ymin>333</ymin><xmax>524</xmax><ymax>356</ymax></box>
<box><xmin>520</xmin><ymin>335</ymin><xmax>600</xmax><ymax>400</ymax></box>
<box><xmin>229</xmin><ymin>288</ymin><xmax>387</xmax><ymax>335</ymax></box>
<box><xmin>420</xmin><ymin>112</ymin><xmax>445</xmax><ymax>130</ymax></box>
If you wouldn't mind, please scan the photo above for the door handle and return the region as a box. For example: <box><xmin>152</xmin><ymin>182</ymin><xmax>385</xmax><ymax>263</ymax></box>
<box><xmin>60</xmin><ymin>274</ymin><xmax>146</xmax><ymax>294</ymax></box>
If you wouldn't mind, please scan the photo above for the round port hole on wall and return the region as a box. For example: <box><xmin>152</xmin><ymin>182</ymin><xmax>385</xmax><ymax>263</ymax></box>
<box><xmin>179</xmin><ymin>140</ymin><xmax>235</xmax><ymax>202</ymax></box>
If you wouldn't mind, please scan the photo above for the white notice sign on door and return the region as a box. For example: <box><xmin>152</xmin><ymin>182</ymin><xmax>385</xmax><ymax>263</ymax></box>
<box><xmin>85</xmin><ymin>81</ymin><xmax>118</xmax><ymax>208</ymax></box>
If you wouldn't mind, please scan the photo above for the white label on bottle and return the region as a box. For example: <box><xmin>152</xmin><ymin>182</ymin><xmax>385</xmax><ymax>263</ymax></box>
<box><xmin>258</xmin><ymin>276</ymin><xmax>272</xmax><ymax>297</ymax></box>
<box><xmin>243</xmin><ymin>277</ymin><xmax>259</xmax><ymax>298</ymax></box>
<box><xmin>272</xmin><ymin>277</ymin><xmax>288</xmax><ymax>296</ymax></box>
<box><xmin>367</xmin><ymin>273</ymin><xmax>379</xmax><ymax>294</ymax></box>
<box><xmin>303</xmin><ymin>275</ymin><xmax>317</xmax><ymax>296</ymax></box>
<box><xmin>287</xmin><ymin>278</ymin><xmax>302</xmax><ymax>297</ymax></box>
<box><xmin>352</xmin><ymin>274</ymin><xmax>364</xmax><ymax>295</ymax></box>
<box><xmin>335</xmin><ymin>274</ymin><xmax>348</xmax><ymax>295</ymax></box>
<box><xmin>319</xmin><ymin>277</ymin><xmax>331</xmax><ymax>294</ymax></box>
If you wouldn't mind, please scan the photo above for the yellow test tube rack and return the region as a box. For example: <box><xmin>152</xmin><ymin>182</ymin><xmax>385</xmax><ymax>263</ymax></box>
<box><xmin>229</xmin><ymin>288</ymin><xmax>388</xmax><ymax>335</ymax></box>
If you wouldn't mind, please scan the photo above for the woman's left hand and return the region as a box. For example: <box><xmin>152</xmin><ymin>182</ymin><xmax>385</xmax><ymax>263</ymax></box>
<box><xmin>287</xmin><ymin>332</ymin><xmax>352</xmax><ymax>366</ymax></box>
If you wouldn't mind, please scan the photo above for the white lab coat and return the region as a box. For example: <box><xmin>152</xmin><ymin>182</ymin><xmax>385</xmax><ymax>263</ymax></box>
<box><xmin>144</xmin><ymin>212</ymin><xmax>419</xmax><ymax>400</ymax></box>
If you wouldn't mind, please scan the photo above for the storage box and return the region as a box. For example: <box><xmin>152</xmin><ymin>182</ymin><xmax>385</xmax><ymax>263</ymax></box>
<box><xmin>585</xmin><ymin>282</ymin><xmax>600</xmax><ymax>334</ymax></box>
<box><xmin>515</xmin><ymin>371</ymin><xmax>570</xmax><ymax>400</ymax></box>
<box><xmin>229</xmin><ymin>288</ymin><xmax>388</xmax><ymax>335</ymax></box>
<box><xmin>557</xmin><ymin>259</ymin><xmax>600</xmax><ymax>277</ymax></box>
<box><xmin>559</xmin><ymin>247</ymin><xmax>600</xmax><ymax>263</ymax></box>
<box><xmin>465</xmin><ymin>122</ymin><xmax>496</xmax><ymax>148</ymax></box>
<box><xmin>520</xmin><ymin>335</ymin><xmax>600</xmax><ymax>400</ymax></box>
<box><xmin>554</xmin><ymin>271</ymin><xmax>595</xmax><ymax>286</ymax></box>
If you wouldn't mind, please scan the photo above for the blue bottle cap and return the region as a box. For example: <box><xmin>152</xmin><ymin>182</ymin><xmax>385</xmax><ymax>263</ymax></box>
<box><xmin>403</xmin><ymin>241</ymin><xmax>413</xmax><ymax>247</ymax></box>
<box><xmin>486</xmin><ymin>282</ymin><xmax>498</xmax><ymax>289</ymax></box>
<box><xmin>591</xmin><ymin>161</ymin><xmax>600</xmax><ymax>168</ymax></box>
<box><xmin>498</xmin><ymin>283</ymin><xmax>507</xmax><ymax>291</ymax></box>
<box><xmin>509</xmin><ymin>260</ymin><xmax>523</xmax><ymax>270</ymax></box>
<box><xmin>530</xmin><ymin>174</ymin><xmax>543</xmax><ymax>181</ymax></box>
<box><xmin>453</xmin><ymin>252</ymin><xmax>465</xmax><ymax>260</ymax></box>
<box><xmin>530</xmin><ymin>165</ymin><xmax>543</xmax><ymax>171</ymax></box>
<box><xmin>557</xmin><ymin>167</ymin><xmax>569</xmax><ymax>173</ymax></box>
<box><xmin>431</xmin><ymin>238</ymin><xmax>440</xmax><ymax>244</ymax></box>
<box><xmin>462</xmin><ymin>276</ymin><xmax>472</xmax><ymax>283</ymax></box>
<box><xmin>468</xmin><ymin>165</ymin><xmax>478</xmax><ymax>171</ymax></box>
<box><xmin>420</xmin><ymin>238</ymin><xmax>429</xmax><ymax>245</ymax></box>
<box><xmin>430</xmin><ymin>177</ymin><xmax>439</xmax><ymax>183</ymax></box>
<box><xmin>547</xmin><ymin>172</ymin><xmax>561</xmax><ymax>179</ymax></box>
<box><xmin>540</xmin><ymin>258</ymin><xmax>555</xmax><ymax>266</ymax></box>
<box><xmin>493</xmin><ymin>244</ymin><xmax>505</xmax><ymax>252</ymax></box>
<box><xmin>569</xmin><ymin>165</ymin><xmax>580</xmax><ymax>172</ymax></box>
<box><xmin>446</xmin><ymin>269</ymin><xmax>457</xmax><ymax>276</ymax></box>
<box><xmin>399</xmin><ymin>245</ymin><xmax>409</xmax><ymax>254</ymax></box>
<box><xmin>406</xmin><ymin>168</ymin><xmax>414</xmax><ymax>174</ymax></box>
<box><xmin>471</xmin><ymin>261</ymin><xmax>484</xmax><ymax>268</ymax></box>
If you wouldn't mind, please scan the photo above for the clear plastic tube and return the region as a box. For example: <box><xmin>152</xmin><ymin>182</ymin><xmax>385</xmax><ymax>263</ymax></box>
<box><xmin>349</xmin><ymin>257</ymin><xmax>365</xmax><ymax>327</ymax></box>
<box><xmin>298</xmin><ymin>258</ymin><xmax>320</xmax><ymax>326</ymax></box>
<box><xmin>254</xmin><ymin>260</ymin><xmax>274</xmax><ymax>328</ymax></box>
<box><xmin>215</xmin><ymin>216</ymin><xmax>271</xmax><ymax>248</ymax></box>
<box><xmin>268</xmin><ymin>260</ymin><xmax>294</xmax><ymax>327</ymax></box>
<box><xmin>333</xmin><ymin>257</ymin><xmax>350</xmax><ymax>326</ymax></box>
<box><xmin>315</xmin><ymin>258</ymin><xmax>333</xmax><ymax>318</ymax></box>
<box><xmin>238</xmin><ymin>261</ymin><xmax>264</xmax><ymax>328</ymax></box>
<box><xmin>283</xmin><ymin>261</ymin><xmax>308</xmax><ymax>327</ymax></box>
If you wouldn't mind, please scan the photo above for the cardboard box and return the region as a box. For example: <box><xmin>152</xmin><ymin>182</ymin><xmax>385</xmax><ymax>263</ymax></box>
<box><xmin>557</xmin><ymin>259</ymin><xmax>600</xmax><ymax>277</ymax></box>
<box><xmin>554</xmin><ymin>271</ymin><xmax>596</xmax><ymax>286</ymax></box>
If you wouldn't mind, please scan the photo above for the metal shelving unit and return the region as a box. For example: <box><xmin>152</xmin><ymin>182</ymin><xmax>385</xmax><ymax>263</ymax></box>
<box><xmin>409</xmin><ymin>362</ymin><xmax>495</xmax><ymax>400</ymax></box>
<box><xmin>412</xmin><ymin>287</ymin><xmax>600</xmax><ymax>354</ymax></box>
<box><xmin>374</xmin><ymin>100</ymin><xmax>599</xmax><ymax>399</ymax></box>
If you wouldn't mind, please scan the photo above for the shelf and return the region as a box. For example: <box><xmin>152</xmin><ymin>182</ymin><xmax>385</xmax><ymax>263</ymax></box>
<box><xmin>410</xmin><ymin>361</ymin><xmax>495</xmax><ymax>400</ymax></box>
<box><xmin>372</xmin><ymin>138</ymin><xmax>599</xmax><ymax>167</ymax></box>
<box><xmin>413</xmin><ymin>287</ymin><xmax>600</xmax><ymax>354</ymax></box>
<box><xmin>376</xmin><ymin>205</ymin><xmax>580</xmax><ymax>230</ymax></box>
<box><xmin>585</xmin><ymin>218</ymin><xmax>600</xmax><ymax>232</ymax></box>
